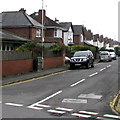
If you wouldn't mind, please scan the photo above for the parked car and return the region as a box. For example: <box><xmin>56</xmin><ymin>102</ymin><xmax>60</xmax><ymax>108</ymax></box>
<box><xmin>99</xmin><ymin>51</ymin><xmax>112</xmax><ymax>62</ymax></box>
<box><xmin>65</xmin><ymin>56</ymin><xmax>70</xmax><ymax>64</ymax></box>
<box><xmin>70</xmin><ymin>50</ymin><xmax>94</xmax><ymax>69</ymax></box>
<box><xmin>110</xmin><ymin>52</ymin><xmax>117</xmax><ymax>60</ymax></box>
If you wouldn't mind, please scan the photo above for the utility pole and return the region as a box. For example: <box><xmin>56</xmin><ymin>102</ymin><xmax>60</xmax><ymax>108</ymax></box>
<box><xmin>41</xmin><ymin>0</ymin><xmax>44</xmax><ymax>70</ymax></box>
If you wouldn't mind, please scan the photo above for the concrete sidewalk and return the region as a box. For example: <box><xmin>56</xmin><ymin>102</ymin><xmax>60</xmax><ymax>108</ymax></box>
<box><xmin>2</xmin><ymin>65</ymin><xmax>69</xmax><ymax>86</ymax></box>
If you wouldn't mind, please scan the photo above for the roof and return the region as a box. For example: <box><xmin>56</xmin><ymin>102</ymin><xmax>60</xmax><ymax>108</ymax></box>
<box><xmin>73</xmin><ymin>25</ymin><xmax>83</xmax><ymax>35</ymax></box>
<box><xmin>93</xmin><ymin>34</ymin><xmax>99</xmax><ymax>42</ymax></box>
<box><xmin>59</xmin><ymin>22</ymin><xmax>73</xmax><ymax>31</ymax></box>
<box><xmin>83</xmin><ymin>28</ymin><xmax>93</xmax><ymax>40</ymax></box>
<box><xmin>45</xmin><ymin>17</ymin><xmax>63</xmax><ymax>29</ymax></box>
<box><xmin>0</xmin><ymin>11</ymin><xmax>42</xmax><ymax>28</ymax></box>
<box><xmin>0</xmin><ymin>29</ymin><xmax>31</xmax><ymax>42</ymax></box>
<box><xmin>30</xmin><ymin>12</ymin><xmax>63</xmax><ymax>29</ymax></box>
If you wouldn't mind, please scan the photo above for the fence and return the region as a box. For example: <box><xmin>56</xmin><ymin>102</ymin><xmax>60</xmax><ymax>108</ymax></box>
<box><xmin>2</xmin><ymin>51</ymin><xmax>33</xmax><ymax>61</ymax></box>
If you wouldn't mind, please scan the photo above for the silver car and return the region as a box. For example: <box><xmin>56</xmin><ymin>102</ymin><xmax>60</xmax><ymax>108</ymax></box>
<box><xmin>99</xmin><ymin>51</ymin><xmax>112</xmax><ymax>62</ymax></box>
<box><xmin>110</xmin><ymin>52</ymin><xmax>117</xmax><ymax>60</ymax></box>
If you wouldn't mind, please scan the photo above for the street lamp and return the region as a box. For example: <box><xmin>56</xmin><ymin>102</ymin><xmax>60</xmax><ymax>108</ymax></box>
<box><xmin>41</xmin><ymin>0</ymin><xmax>44</xmax><ymax>70</ymax></box>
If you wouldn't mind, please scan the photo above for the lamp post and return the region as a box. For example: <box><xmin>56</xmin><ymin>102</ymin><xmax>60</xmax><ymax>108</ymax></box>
<box><xmin>41</xmin><ymin>0</ymin><xmax>44</xmax><ymax>70</ymax></box>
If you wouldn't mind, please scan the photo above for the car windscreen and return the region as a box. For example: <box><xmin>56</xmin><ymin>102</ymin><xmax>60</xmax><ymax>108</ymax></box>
<box><xmin>74</xmin><ymin>52</ymin><xmax>88</xmax><ymax>57</ymax></box>
<box><xmin>100</xmin><ymin>53</ymin><xmax>108</xmax><ymax>55</ymax></box>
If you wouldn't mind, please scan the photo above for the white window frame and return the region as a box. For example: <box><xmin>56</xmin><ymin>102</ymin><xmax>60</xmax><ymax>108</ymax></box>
<box><xmin>36</xmin><ymin>29</ymin><xmax>41</xmax><ymax>37</ymax></box>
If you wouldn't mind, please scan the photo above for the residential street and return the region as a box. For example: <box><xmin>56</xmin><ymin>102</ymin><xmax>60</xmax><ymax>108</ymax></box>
<box><xmin>1</xmin><ymin>59</ymin><xmax>120</xmax><ymax>119</ymax></box>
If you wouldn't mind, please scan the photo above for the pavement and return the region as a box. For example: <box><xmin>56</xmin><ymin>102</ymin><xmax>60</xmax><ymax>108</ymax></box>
<box><xmin>2</xmin><ymin>65</ymin><xmax>69</xmax><ymax>86</ymax></box>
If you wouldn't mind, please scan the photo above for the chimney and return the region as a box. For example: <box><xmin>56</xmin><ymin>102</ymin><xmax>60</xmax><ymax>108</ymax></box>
<box><xmin>19</xmin><ymin>8</ymin><xmax>26</xmax><ymax>13</ymax></box>
<box><xmin>38</xmin><ymin>9</ymin><xmax>46</xmax><ymax>24</ymax></box>
<box><xmin>55</xmin><ymin>18</ymin><xmax>59</xmax><ymax>23</ymax></box>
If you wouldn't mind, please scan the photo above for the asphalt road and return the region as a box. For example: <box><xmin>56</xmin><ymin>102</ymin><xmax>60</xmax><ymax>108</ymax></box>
<box><xmin>1</xmin><ymin>58</ymin><xmax>120</xmax><ymax>119</ymax></box>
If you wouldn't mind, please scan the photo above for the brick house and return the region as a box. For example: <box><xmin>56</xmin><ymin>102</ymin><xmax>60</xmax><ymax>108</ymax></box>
<box><xmin>30</xmin><ymin>10</ymin><xmax>64</xmax><ymax>44</ymax></box>
<box><xmin>0</xmin><ymin>8</ymin><xmax>42</xmax><ymax>40</ymax></box>
<box><xmin>93</xmin><ymin>34</ymin><xmax>99</xmax><ymax>47</ymax></box>
<box><xmin>73</xmin><ymin>25</ymin><xmax>84</xmax><ymax>45</ymax></box>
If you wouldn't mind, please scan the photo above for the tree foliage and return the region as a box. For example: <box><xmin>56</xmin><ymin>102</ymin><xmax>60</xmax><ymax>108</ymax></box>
<box><xmin>49</xmin><ymin>43</ymin><xmax>66</xmax><ymax>53</ymax></box>
<box><xmin>16</xmin><ymin>41</ymin><xmax>43</xmax><ymax>53</ymax></box>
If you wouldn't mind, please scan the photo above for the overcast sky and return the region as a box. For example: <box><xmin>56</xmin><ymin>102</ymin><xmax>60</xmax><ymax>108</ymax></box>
<box><xmin>0</xmin><ymin>0</ymin><xmax>119</xmax><ymax>41</ymax></box>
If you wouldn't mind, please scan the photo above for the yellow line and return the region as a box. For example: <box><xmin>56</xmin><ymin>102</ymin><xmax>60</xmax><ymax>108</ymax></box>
<box><xmin>1</xmin><ymin>70</ymin><xmax>71</xmax><ymax>87</ymax></box>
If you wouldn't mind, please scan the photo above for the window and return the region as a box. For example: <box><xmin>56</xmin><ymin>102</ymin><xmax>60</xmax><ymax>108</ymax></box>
<box><xmin>36</xmin><ymin>29</ymin><xmax>41</xmax><ymax>37</ymax></box>
<box><xmin>54</xmin><ymin>29</ymin><xmax>57</xmax><ymax>37</ymax></box>
<box><xmin>81</xmin><ymin>34</ymin><xmax>83</xmax><ymax>42</ymax></box>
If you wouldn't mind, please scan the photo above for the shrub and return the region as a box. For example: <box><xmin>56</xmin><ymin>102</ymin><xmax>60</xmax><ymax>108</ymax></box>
<box><xmin>49</xmin><ymin>43</ymin><xmax>66</xmax><ymax>53</ymax></box>
<box><xmin>16</xmin><ymin>41</ymin><xmax>43</xmax><ymax>53</ymax></box>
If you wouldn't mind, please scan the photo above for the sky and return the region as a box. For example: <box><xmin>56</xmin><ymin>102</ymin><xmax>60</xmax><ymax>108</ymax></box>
<box><xmin>0</xmin><ymin>0</ymin><xmax>119</xmax><ymax>41</ymax></box>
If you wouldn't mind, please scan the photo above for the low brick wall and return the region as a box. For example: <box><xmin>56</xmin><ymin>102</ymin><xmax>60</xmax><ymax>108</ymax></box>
<box><xmin>1</xmin><ymin>59</ymin><xmax>33</xmax><ymax>76</ymax></box>
<box><xmin>44</xmin><ymin>56</ymin><xmax>64</xmax><ymax>69</ymax></box>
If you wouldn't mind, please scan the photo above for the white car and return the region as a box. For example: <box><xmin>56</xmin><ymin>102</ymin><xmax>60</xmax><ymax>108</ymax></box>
<box><xmin>110</xmin><ymin>52</ymin><xmax>117</xmax><ymax>60</ymax></box>
<box><xmin>99</xmin><ymin>51</ymin><xmax>112</xmax><ymax>62</ymax></box>
<box><xmin>65</xmin><ymin>56</ymin><xmax>70</xmax><ymax>64</ymax></box>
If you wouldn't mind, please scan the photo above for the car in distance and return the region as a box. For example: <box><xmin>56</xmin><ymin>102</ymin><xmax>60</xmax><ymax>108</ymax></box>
<box><xmin>109</xmin><ymin>52</ymin><xmax>117</xmax><ymax>60</ymax></box>
<box><xmin>65</xmin><ymin>56</ymin><xmax>70</xmax><ymax>64</ymax></box>
<box><xmin>99</xmin><ymin>51</ymin><xmax>112</xmax><ymax>62</ymax></box>
<box><xmin>70</xmin><ymin>50</ymin><xmax>94</xmax><ymax>69</ymax></box>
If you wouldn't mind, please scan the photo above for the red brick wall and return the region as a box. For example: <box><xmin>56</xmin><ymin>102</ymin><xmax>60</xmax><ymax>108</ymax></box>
<box><xmin>45</xmin><ymin>29</ymin><xmax>54</xmax><ymax>37</ymax></box>
<box><xmin>3</xmin><ymin>27</ymin><xmax>36</xmax><ymax>40</ymax></box>
<box><xmin>1</xmin><ymin>59</ymin><xmax>33</xmax><ymax>76</ymax></box>
<box><xmin>73</xmin><ymin>35</ymin><xmax>80</xmax><ymax>45</ymax></box>
<box><xmin>44</xmin><ymin>56</ymin><xmax>64</xmax><ymax>69</ymax></box>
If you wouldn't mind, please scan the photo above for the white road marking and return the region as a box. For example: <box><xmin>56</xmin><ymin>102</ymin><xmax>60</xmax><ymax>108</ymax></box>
<box><xmin>56</xmin><ymin>107</ymin><xmax>73</xmax><ymax>112</ymax></box>
<box><xmin>62</xmin><ymin>98</ymin><xmax>87</xmax><ymax>103</ymax></box>
<box><xmin>79</xmin><ymin>110</ymin><xmax>98</xmax><ymax>115</ymax></box>
<box><xmin>107</xmin><ymin>65</ymin><xmax>111</xmax><ymax>68</ymax></box>
<box><xmin>72</xmin><ymin>113</ymin><xmax>91</xmax><ymax>118</ymax></box>
<box><xmin>89</xmin><ymin>72</ymin><xmax>98</xmax><ymax>77</ymax></box>
<box><xmin>29</xmin><ymin>90</ymin><xmax>62</xmax><ymax>107</ymax></box>
<box><xmin>70</xmin><ymin>79</ymin><xmax>85</xmax><ymax>87</ymax></box>
<box><xmin>100</xmin><ymin>67</ymin><xmax>106</xmax><ymax>71</ymax></box>
<box><xmin>103</xmin><ymin>114</ymin><xmax>120</xmax><ymax>119</ymax></box>
<box><xmin>0</xmin><ymin>101</ymin><xmax>2</xmax><ymax>104</ymax></box>
<box><xmin>47</xmin><ymin>109</ymin><xmax>66</xmax><ymax>114</ymax></box>
<box><xmin>96</xmin><ymin>117</ymin><xmax>114</xmax><ymax>120</ymax></box>
<box><xmin>5</xmin><ymin>103</ymin><xmax>23</xmax><ymax>107</ymax></box>
<box><xmin>78</xmin><ymin>93</ymin><xmax>102</xmax><ymax>99</ymax></box>
<box><xmin>35</xmin><ymin>104</ymin><xmax>51</xmax><ymax>108</ymax></box>
<box><xmin>27</xmin><ymin>106</ymin><xmax>43</xmax><ymax>110</ymax></box>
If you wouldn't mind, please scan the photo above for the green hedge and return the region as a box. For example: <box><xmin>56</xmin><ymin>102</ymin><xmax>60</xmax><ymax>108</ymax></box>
<box><xmin>71</xmin><ymin>45</ymin><xmax>97</xmax><ymax>54</ymax></box>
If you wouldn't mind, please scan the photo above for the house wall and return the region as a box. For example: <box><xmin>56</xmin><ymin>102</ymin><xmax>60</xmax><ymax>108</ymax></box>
<box><xmin>1</xmin><ymin>59</ymin><xmax>33</xmax><ymax>76</ymax></box>
<box><xmin>45</xmin><ymin>29</ymin><xmax>54</xmax><ymax>37</ymax></box>
<box><xmin>3</xmin><ymin>27</ymin><xmax>36</xmax><ymax>40</ymax></box>
<box><xmin>64</xmin><ymin>32</ymin><xmax>68</xmax><ymax>46</ymax></box>
<box><xmin>73</xmin><ymin>35</ymin><xmax>85</xmax><ymax>46</ymax></box>
<box><xmin>44</xmin><ymin>56</ymin><xmax>64</xmax><ymax>69</ymax></box>
<box><xmin>73</xmin><ymin>35</ymin><xmax>80</xmax><ymax>45</ymax></box>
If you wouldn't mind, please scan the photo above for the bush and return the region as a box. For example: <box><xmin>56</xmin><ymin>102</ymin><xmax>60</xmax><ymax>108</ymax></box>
<box><xmin>71</xmin><ymin>45</ymin><xmax>96</xmax><ymax>54</ymax></box>
<box><xmin>49</xmin><ymin>43</ymin><xmax>66</xmax><ymax>53</ymax></box>
<box><xmin>16</xmin><ymin>41</ymin><xmax>43</xmax><ymax>53</ymax></box>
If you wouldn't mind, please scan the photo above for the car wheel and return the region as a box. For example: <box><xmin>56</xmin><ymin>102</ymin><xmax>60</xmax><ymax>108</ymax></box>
<box><xmin>86</xmin><ymin>63</ymin><xmax>89</xmax><ymax>69</ymax></box>
<box><xmin>70</xmin><ymin>64</ymin><xmax>75</xmax><ymax>69</ymax></box>
<box><xmin>91</xmin><ymin>62</ymin><xmax>94</xmax><ymax>68</ymax></box>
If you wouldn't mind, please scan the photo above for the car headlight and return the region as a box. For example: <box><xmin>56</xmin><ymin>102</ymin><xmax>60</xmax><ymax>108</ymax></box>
<box><xmin>82</xmin><ymin>58</ymin><xmax>87</xmax><ymax>61</ymax></box>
